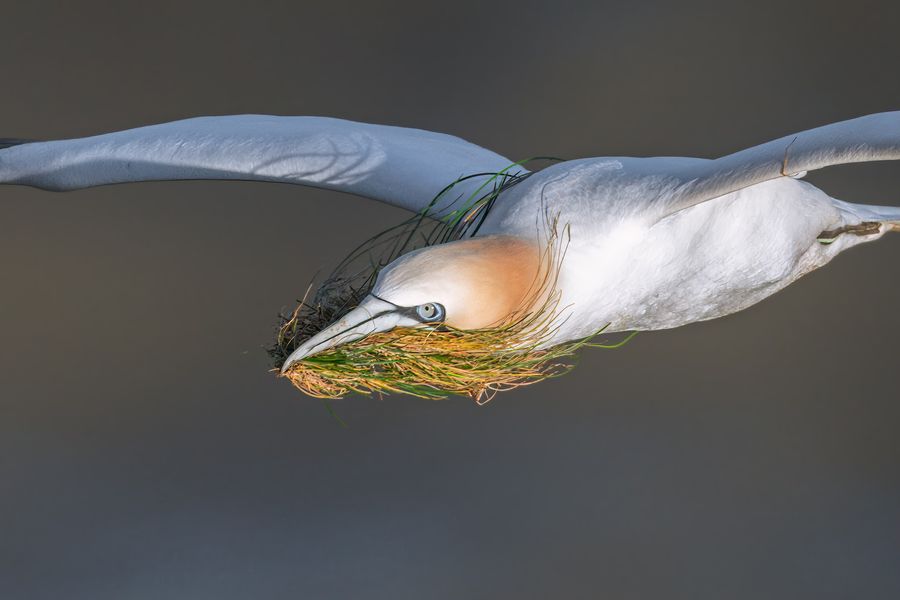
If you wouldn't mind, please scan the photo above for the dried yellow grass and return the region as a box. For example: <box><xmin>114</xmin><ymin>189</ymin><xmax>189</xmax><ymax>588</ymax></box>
<box><xmin>276</xmin><ymin>289</ymin><xmax>594</xmax><ymax>403</ymax></box>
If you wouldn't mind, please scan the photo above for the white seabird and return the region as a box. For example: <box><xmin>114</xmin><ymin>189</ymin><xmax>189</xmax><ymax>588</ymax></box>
<box><xmin>1</xmin><ymin>112</ymin><xmax>898</xmax><ymax>376</ymax></box>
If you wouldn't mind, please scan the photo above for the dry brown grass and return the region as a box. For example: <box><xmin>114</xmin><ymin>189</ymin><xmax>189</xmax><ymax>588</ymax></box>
<box><xmin>275</xmin><ymin>286</ymin><xmax>599</xmax><ymax>403</ymax></box>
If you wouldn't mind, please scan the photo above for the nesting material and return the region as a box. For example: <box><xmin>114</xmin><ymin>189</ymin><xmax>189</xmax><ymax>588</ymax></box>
<box><xmin>274</xmin><ymin>286</ymin><xmax>599</xmax><ymax>403</ymax></box>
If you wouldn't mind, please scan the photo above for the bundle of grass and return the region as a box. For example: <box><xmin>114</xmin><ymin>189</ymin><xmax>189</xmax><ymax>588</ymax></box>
<box><xmin>270</xmin><ymin>161</ymin><xmax>635</xmax><ymax>402</ymax></box>
<box><xmin>275</xmin><ymin>286</ymin><xmax>608</xmax><ymax>403</ymax></box>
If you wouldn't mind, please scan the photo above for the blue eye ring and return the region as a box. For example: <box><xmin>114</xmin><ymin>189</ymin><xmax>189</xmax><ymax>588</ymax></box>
<box><xmin>415</xmin><ymin>302</ymin><xmax>445</xmax><ymax>323</ymax></box>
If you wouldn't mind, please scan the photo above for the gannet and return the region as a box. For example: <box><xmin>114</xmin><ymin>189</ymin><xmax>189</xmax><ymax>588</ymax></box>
<box><xmin>2</xmin><ymin>112</ymin><xmax>899</xmax><ymax>396</ymax></box>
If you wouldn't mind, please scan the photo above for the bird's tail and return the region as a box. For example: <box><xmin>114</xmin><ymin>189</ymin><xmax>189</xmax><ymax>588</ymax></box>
<box><xmin>835</xmin><ymin>200</ymin><xmax>900</xmax><ymax>232</ymax></box>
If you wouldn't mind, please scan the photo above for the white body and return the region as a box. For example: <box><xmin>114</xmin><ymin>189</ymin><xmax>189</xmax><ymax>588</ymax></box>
<box><xmin>481</xmin><ymin>158</ymin><xmax>882</xmax><ymax>342</ymax></box>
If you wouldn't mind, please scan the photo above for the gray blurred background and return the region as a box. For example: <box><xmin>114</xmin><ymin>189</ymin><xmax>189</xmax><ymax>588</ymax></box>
<box><xmin>2</xmin><ymin>1</ymin><xmax>899</xmax><ymax>598</ymax></box>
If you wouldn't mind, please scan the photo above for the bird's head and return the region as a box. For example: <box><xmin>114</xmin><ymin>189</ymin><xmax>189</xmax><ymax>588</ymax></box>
<box><xmin>280</xmin><ymin>235</ymin><xmax>544</xmax><ymax>372</ymax></box>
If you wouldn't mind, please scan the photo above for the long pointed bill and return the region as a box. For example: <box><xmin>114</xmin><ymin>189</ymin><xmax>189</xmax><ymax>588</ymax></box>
<box><xmin>280</xmin><ymin>296</ymin><xmax>403</xmax><ymax>374</ymax></box>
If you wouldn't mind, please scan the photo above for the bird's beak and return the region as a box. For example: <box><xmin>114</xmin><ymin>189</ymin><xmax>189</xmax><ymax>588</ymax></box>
<box><xmin>280</xmin><ymin>296</ymin><xmax>403</xmax><ymax>374</ymax></box>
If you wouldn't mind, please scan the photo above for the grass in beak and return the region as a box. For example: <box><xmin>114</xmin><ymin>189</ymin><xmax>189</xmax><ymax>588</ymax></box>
<box><xmin>275</xmin><ymin>291</ymin><xmax>606</xmax><ymax>403</ymax></box>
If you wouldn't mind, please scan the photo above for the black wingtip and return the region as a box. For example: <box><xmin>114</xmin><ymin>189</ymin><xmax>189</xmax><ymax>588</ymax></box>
<box><xmin>0</xmin><ymin>138</ymin><xmax>34</xmax><ymax>150</ymax></box>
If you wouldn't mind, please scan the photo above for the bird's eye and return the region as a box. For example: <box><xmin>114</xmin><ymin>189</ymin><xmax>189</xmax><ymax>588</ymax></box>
<box><xmin>416</xmin><ymin>302</ymin><xmax>445</xmax><ymax>323</ymax></box>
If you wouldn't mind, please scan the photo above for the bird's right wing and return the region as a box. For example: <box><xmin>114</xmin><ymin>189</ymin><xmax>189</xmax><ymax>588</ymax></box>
<box><xmin>652</xmin><ymin>111</ymin><xmax>900</xmax><ymax>218</ymax></box>
<box><xmin>0</xmin><ymin>115</ymin><xmax>523</xmax><ymax>214</ymax></box>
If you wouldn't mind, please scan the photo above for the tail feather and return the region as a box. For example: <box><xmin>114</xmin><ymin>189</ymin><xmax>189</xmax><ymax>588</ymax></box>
<box><xmin>834</xmin><ymin>200</ymin><xmax>900</xmax><ymax>231</ymax></box>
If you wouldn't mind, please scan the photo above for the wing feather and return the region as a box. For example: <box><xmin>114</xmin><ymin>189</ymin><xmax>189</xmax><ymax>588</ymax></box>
<box><xmin>0</xmin><ymin>115</ymin><xmax>521</xmax><ymax>214</ymax></box>
<box><xmin>655</xmin><ymin>110</ymin><xmax>900</xmax><ymax>217</ymax></box>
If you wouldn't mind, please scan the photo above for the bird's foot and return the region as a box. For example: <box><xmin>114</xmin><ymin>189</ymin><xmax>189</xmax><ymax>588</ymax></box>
<box><xmin>817</xmin><ymin>221</ymin><xmax>882</xmax><ymax>244</ymax></box>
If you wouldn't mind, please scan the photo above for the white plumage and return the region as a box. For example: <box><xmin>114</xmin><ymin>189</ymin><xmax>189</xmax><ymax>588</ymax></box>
<box><xmin>478</xmin><ymin>160</ymin><xmax>893</xmax><ymax>343</ymax></box>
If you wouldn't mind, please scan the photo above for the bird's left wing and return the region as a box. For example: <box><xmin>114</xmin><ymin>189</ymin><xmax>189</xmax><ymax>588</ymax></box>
<box><xmin>646</xmin><ymin>111</ymin><xmax>900</xmax><ymax>218</ymax></box>
<box><xmin>0</xmin><ymin>115</ymin><xmax>522</xmax><ymax>214</ymax></box>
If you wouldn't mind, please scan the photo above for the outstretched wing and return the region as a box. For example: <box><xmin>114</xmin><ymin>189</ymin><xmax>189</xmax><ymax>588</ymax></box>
<box><xmin>654</xmin><ymin>110</ymin><xmax>900</xmax><ymax>217</ymax></box>
<box><xmin>0</xmin><ymin>115</ymin><xmax>522</xmax><ymax>214</ymax></box>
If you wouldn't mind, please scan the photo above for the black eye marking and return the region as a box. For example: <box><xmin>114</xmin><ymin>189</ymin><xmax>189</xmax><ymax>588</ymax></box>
<box><xmin>369</xmin><ymin>293</ymin><xmax>446</xmax><ymax>324</ymax></box>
